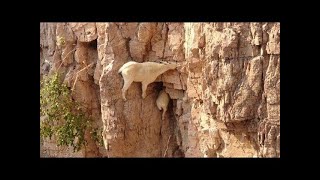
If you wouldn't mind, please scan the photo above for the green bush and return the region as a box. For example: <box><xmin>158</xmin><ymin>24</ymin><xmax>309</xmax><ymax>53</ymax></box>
<box><xmin>40</xmin><ymin>72</ymin><xmax>103</xmax><ymax>152</ymax></box>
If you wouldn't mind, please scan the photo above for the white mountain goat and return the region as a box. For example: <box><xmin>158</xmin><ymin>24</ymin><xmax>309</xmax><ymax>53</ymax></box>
<box><xmin>118</xmin><ymin>61</ymin><xmax>177</xmax><ymax>101</ymax></box>
<box><xmin>156</xmin><ymin>90</ymin><xmax>170</xmax><ymax>120</ymax></box>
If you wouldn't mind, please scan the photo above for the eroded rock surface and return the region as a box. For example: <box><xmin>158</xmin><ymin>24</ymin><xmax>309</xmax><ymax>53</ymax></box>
<box><xmin>40</xmin><ymin>22</ymin><xmax>280</xmax><ymax>157</ymax></box>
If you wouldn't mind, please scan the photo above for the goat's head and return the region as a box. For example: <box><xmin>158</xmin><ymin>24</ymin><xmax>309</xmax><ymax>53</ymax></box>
<box><xmin>167</xmin><ymin>63</ymin><xmax>177</xmax><ymax>70</ymax></box>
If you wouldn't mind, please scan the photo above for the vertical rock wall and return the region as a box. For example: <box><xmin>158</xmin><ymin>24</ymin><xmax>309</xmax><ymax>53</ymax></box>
<box><xmin>40</xmin><ymin>22</ymin><xmax>280</xmax><ymax>157</ymax></box>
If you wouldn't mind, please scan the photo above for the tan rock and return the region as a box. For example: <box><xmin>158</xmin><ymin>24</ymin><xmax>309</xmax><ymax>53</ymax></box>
<box><xmin>69</xmin><ymin>23</ymin><xmax>97</xmax><ymax>42</ymax></box>
<box><xmin>40</xmin><ymin>22</ymin><xmax>280</xmax><ymax>158</ymax></box>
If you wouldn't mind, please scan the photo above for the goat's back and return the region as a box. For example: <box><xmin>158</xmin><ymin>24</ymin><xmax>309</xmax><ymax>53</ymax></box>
<box><xmin>118</xmin><ymin>61</ymin><xmax>138</xmax><ymax>74</ymax></box>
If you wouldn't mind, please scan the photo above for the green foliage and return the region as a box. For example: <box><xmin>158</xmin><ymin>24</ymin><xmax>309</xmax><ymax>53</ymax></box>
<box><xmin>90</xmin><ymin>127</ymin><xmax>104</xmax><ymax>147</ymax></box>
<box><xmin>40</xmin><ymin>72</ymin><xmax>102</xmax><ymax>152</ymax></box>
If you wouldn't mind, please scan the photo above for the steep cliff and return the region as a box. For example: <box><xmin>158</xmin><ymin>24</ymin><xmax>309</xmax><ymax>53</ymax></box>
<box><xmin>40</xmin><ymin>22</ymin><xmax>280</xmax><ymax>157</ymax></box>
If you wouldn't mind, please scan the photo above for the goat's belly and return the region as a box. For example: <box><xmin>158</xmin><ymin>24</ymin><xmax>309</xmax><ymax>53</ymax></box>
<box><xmin>135</xmin><ymin>70</ymin><xmax>149</xmax><ymax>80</ymax></box>
<box><xmin>133</xmin><ymin>76</ymin><xmax>145</xmax><ymax>82</ymax></box>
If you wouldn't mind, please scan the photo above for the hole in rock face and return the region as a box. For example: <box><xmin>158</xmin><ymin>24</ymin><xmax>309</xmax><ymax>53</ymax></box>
<box><xmin>88</xmin><ymin>39</ymin><xmax>97</xmax><ymax>50</ymax></box>
<box><xmin>155</xmin><ymin>82</ymin><xmax>164</xmax><ymax>92</ymax></box>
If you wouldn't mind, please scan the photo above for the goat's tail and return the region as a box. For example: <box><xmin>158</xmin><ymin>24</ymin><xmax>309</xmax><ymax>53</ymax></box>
<box><xmin>118</xmin><ymin>61</ymin><xmax>137</xmax><ymax>74</ymax></box>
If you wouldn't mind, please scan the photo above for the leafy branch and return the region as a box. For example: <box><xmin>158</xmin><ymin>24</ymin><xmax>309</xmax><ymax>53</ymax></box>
<box><xmin>40</xmin><ymin>72</ymin><xmax>102</xmax><ymax>152</ymax></box>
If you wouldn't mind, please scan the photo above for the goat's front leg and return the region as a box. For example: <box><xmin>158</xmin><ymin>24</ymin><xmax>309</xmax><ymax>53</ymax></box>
<box><xmin>141</xmin><ymin>82</ymin><xmax>149</xmax><ymax>99</ymax></box>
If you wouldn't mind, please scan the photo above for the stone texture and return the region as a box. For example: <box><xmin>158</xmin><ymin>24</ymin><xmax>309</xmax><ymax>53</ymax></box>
<box><xmin>40</xmin><ymin>22</ymin><xmax>106</xmax><ymax>157</ymax></box>
<box><xmin>40</xmin><ymin>22</ymin><xmax>280</xmax><ymax>158</ymax></box>
<box><xmin>181</xmin><ymin>22</ymin><xmax>279</xmax><ymax>157</ymax></box>
<box><xmin>69</xmin><ymin>23</ymin><xmax>97</xmax><ymax>42</ymax></box>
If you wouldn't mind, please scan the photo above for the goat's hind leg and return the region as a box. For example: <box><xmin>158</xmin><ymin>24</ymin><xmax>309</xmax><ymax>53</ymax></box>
<box><xmin>122</xmin><ymin>77</ymin><xmax>133</xmax><ymax>101</ymax></box>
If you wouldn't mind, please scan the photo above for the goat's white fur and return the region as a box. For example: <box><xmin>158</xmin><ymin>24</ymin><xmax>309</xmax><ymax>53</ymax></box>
<box><xmin>156</xmin><ymin>90</ymin><xmax>170</xmax><ymax>120</ymax></box>
<box><xmin>118</xmin><ymin>61</ymin><xmax>176</xmax><ymax>101</ymax></box>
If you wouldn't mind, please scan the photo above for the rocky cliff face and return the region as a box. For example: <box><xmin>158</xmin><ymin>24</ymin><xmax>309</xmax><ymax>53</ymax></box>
<box><xmin>40</xmin><ymin>22</ymin><xmax>280</xmax><ymax>157</ymax></box>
